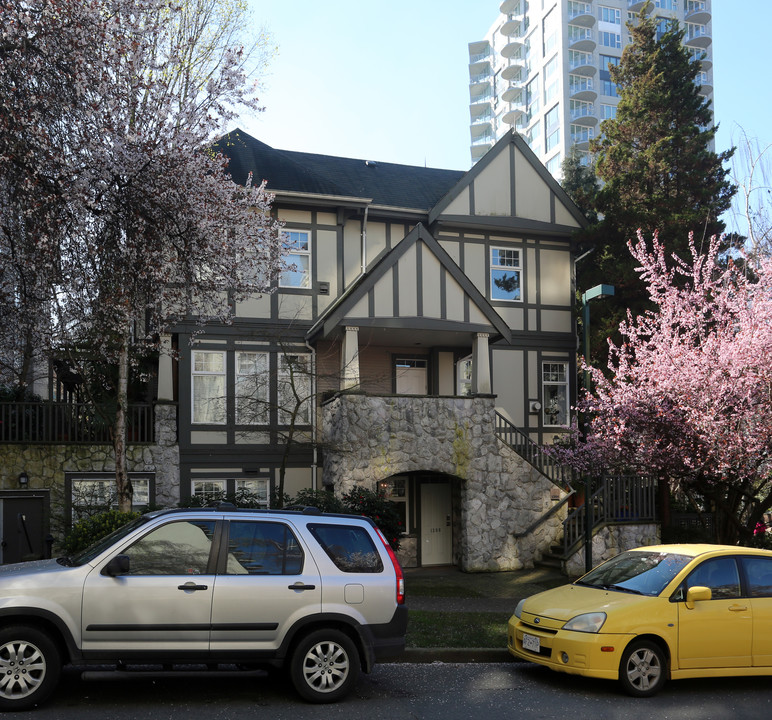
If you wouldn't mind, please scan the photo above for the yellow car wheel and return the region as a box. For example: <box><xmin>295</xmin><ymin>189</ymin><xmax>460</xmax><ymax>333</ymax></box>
<box><xmin>619</xmin><ymin>640</ymin><xmax>667</xmax><ymax>698</ymax></box>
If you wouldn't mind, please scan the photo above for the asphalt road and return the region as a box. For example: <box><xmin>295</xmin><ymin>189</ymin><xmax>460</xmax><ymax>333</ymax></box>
<box><xmin>12</xmin><ymin>662</ymin><xmax>772</xmax><ymax>720</ymax></box>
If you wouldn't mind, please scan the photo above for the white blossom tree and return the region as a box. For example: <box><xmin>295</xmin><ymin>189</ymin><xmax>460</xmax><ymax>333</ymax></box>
<box><xmin>1</xmin><ymin>0</ymin><xmax>283</xmax><ymax>510</ymax></box>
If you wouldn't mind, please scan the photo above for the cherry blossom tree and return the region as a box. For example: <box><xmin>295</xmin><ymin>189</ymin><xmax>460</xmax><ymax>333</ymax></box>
<box><xmin>1</xmin><ymin>0</ymin><xmax>283</xmax><ymax>510</ymax></box>
<box><xmin>553</xmin><ymin>231</ymin><xmax>772</xmax><ymax>545</ymax></box>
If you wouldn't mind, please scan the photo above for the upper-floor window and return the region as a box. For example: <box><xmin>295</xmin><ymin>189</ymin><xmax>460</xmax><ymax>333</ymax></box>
<box><xmin>599</xmin><ymin>31</ymin><xmax>621</xmax><ymax>48</ymax></box>
<box><xmin>192</xmin><ymin>350</ymin><xmax>226</xmax><ymax>424</ymax></box>
<box><xmin>598</xmin><ymin>6</ymin><xmax>621</xmax><ymax>24</ymax></box>
<box><xmin>490</xmin><ymin>247</ymin><xmax>521</xmax><ymax>302</ymax></box>
<box><xmin>278</xmin><ymin>354</ymin><xmax>312</xmax><ymax>424</ymax></box>
<box><xmin>280</xmin><ymin>230</ymin><xmax>311</xmax><ymax>289</ymax></box>
<box><xmin>543</xmin><ymin>362</ymin><xmax>569</xmax><ymax>426</ymax></box>
<box><xmin>656</xmin><ymin>0</ymin><xmax>678</xmax><ymax>9</ymax></box>
<box><xmin>600</xmin><ymin>103</ymin><xmax>617</xmax><ymax>121</ymax></box>
<box><xmin>545</xmin><ymin>153</ymin><xmax>561</xmax><ymax>176</ymax></box>
<box><xmin>235</xmin><ymin>351</ymin><xmax>269</xmax><ymax>424</ymax></box>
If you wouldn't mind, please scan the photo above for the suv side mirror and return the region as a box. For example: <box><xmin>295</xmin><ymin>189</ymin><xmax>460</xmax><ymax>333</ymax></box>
<box><xmin>685</xmin><ymin>585</ymin><xmax>712</xmax><ymax>609</ymax></box>
<box><xmin>103</xmin><ymin>554</ymin><xmax>130</xmax><ymax>577</ymax></box>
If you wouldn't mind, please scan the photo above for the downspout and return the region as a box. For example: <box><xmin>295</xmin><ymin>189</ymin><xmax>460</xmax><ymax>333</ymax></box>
<box><xmin>305</xmin><ymin>340</ymin><xmax>318</xmax><ymax>491</ymax></box>
<box><xmin>361</xmin><ymin>205</ymin><xmax>369</xmax><ymax>276</ymax></box>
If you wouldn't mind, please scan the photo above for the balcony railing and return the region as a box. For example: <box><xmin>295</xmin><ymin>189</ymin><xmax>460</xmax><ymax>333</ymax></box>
<box><xmin>0</xmin><ymin>402</ymin><xmax>155</xmax><ymax>444</ymax></box>
<box><xmin>494</xmin><ymin>412</ymin><xmax>574</xmax><ymax>492</ymax></box>
<box><xmin>563</xmin><ymin>475</ymin><xmax>658</xmax><ymax>555</ymax></box>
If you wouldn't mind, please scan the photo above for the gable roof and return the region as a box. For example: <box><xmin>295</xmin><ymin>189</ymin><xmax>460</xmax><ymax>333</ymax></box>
<box><xmin>307</xmin><ymin>223</ymin><xmax>511</xmax><ymax>345</ymax></box>
<box><xmin>214</xmin><ymin>129</ymin><xmax>466</xmax><ymax>211</ymax></box>
<box><xmin>429</xmin><ymin>130</ymin><xmax>588</xmax><ymax>234</ymax></box>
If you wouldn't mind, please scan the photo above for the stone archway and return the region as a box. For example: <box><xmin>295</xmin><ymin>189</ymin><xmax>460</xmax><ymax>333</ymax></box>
<box><xmin>322</xmin><ymin>393</ymin><xmax>568</xmax><ymax>571</ymax></box>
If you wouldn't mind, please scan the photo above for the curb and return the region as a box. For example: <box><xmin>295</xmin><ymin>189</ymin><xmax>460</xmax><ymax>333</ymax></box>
<box><xmin>388</xmin><ymin>648</ymin><xmax>515</xmax><ymax>664</ymax></box>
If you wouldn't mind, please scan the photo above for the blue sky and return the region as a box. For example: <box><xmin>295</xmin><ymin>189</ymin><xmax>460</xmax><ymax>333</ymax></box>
<box><xmin>243</xmin><ymin>1</ymin><xmax>770</xmax><ymax>233</ymax></box>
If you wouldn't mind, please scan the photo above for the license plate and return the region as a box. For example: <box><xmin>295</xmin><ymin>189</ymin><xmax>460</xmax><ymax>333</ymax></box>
<box><xmin>522</xmin><ymin>633</ymin><xmax>540</xmax><ymax>653</ymax></box>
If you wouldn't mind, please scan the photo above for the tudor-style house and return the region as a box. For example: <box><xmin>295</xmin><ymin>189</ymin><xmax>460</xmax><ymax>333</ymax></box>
<box><xmin>170</xmin><ymin>128</ymin><xmax>586</xmax><ymax>570</ymax></box>
<box><xmin>0</xmin><ymin>128</ymin><xmax>595</xmax><ymax>570</ymax></box>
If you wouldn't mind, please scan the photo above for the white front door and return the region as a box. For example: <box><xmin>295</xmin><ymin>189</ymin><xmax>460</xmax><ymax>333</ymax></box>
<box><xmin>420</xmin><ymin>483</ymin><xmax>452</xmax><ymax>566</ymax></box>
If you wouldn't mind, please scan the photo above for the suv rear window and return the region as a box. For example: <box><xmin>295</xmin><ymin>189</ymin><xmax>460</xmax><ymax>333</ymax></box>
<box><xmin>308</xmin><ymin>524</ymin><xmax>383</xmax><ymax>573</ymax></box>
<box><xmin>224</xmin><ymin>521</ymin><xmax>303</xmax><ymax>575</ymax></box>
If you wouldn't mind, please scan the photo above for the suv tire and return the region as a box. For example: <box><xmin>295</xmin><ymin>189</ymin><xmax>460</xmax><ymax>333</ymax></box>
<box><xmin>0</xmin><ymin>626</ymin><xmax>61</xmax><ymax>711</ymax></box>
<box><xmin>290</xmin><ymin>629</ymin><xmax>360</xmax><ymax>703</ymax></box>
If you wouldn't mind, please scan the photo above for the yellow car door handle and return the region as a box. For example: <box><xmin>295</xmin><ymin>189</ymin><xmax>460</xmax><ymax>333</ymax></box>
<box><xmin>728</xmin><ymin>604</ymin><xmax>748</xmax><ymax>612</ymax></box>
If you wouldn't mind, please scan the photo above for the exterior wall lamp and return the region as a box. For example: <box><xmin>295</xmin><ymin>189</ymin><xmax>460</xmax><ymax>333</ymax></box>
<box><xmin>18</xmin><ymin>471</ymin><xmax>29</xmax><ymax>488</ymax></box>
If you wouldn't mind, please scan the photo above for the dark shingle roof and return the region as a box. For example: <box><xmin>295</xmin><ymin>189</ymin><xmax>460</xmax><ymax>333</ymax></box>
<box><xmin>213</xmin><ymin>129</ymin><xmax>466</xmax><ymax>212</ymax></box>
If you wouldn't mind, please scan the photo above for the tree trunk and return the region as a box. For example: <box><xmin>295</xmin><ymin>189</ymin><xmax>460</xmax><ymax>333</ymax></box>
<box><xmin>114</xmin><ymin>333</ymin><xmax>132</xmax><ymax>513</ymax></box>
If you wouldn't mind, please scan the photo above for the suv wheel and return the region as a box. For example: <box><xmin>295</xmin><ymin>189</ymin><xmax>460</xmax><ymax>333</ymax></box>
<box><xmin>0</xmin><ymin>626</ymin><xmax>61</xmax><ymax>710</ymax></box>
<box><xmin>290</xmin><ymin>629</ymin><xmax>359</xmax><ymax>703</ymax></box>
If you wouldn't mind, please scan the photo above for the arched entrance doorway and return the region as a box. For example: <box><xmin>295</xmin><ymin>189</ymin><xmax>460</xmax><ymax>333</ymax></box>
<box><xmin>377</xmin><ymin>472</ymin><xmax>456</xmax><ymax>567</ymax></box>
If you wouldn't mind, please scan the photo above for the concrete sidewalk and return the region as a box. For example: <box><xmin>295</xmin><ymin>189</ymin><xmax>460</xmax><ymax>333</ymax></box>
<box><xmin>398</xmin><ymin>565</ymin><xmax>569</xmax><ymax>663</ymax></box>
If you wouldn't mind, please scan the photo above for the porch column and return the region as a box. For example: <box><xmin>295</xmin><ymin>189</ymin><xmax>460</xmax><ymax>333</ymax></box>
<box><xmin>157</xmin><ymin>333</ymin><xmax>174</xmax><ymax>402</ymax></box>
<box><xmin>472</xmin><ymin>332</ymin><xmax>491</xmax><ymax>395</ymax></box>
<box><xmin>341</xmin><ymin>326</ymin><xmax>360</xmax><ymax>391</ymax></box>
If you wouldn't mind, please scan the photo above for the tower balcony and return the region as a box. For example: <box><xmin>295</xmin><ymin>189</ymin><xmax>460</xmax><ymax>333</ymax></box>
<box><xmin>685</xmin><ymin>1</ymin><xmax>711</xmax><ymax>25</ymax></box>
<box><xmin>568</xmin><ymin>2</ymin><xmax>595</xmax><ymax>27</ymax></box>
<box><xmin>501</xmin><ymin>40</ymin><xmax>526</xmax><ymax>59</ymax></box>
<box><xmin>501</xmin><ymin>63</ymin><xmax>525</xmax><ymax>82</ymax></box>
<box><xmin>502</xmin><ymin>103</ymin><xmax>526</xmax><ymax>126</ymax></box>
<box><xmin>501</xmin><ymin>85</ymin><xmax>523</xmax><ymax>103</ymax></box>
<box><xmin>568</xmin><ymin>52</ymin><xmax>596</xmax><ymax>76</ymax></box>
<box><xmin>684</xmin><ymin>24</ymin><xmax>711</xmax><ymax>48</ymax></box>
<box><xmin>499</xmin><ymin>0</ymin><xmax>520</xmax><ymax>13</ymax></box>
<box><xmin>568</xmin><ymin>26</ymin><xmax>595</xmax><ymax>53</ymax></box>
<box><xmin>569</xmin><ymin>76</ymin><xmax>597</xmax><ymax>102</ymax></box>
<box><xmin>627</xmin><ymin>0</ymin><xmax>647</xmax><ymax>10</ymax></box>
<box><xmin>500</xmin><ymin>15</ymin><xmax>525</xmax><ymax>38</ymax></box>
<box><xmin>570</xmin><ymin>103</ymin><xmax>597</xmax><ymax>126</ymax></box>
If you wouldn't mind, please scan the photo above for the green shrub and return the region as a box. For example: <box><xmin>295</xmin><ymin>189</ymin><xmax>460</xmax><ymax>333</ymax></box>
<box><xmin>341</xmin><ymin>487</ymin><xmax>403</xmax><ymax>551</ymax></box>
<box><xmin>62</xmin><ymin>510</ymin><xmax>140</xmax><ymax>555</ymax></box>
<box><xmin>289</xmin><ymin>489</ymin><xmax>346</xmax><ymax>514</ymax></box>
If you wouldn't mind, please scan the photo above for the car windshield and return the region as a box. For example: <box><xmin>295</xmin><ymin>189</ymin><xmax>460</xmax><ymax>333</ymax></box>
<box><xmin>64</xmin><ymin>516</ymin><xmax>152</xmax><ymax>566</ymax></box>
<box><xmin>575</xmin><ymin>550</ymin><xmax>693</xmax><ymax>597</ymax></box>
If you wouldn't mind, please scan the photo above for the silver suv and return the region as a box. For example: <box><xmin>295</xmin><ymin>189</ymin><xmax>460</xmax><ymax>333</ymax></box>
<box><xmin>0</xmin><ymin>506</ymin><xmax>407</xmax><ymax>710</ymax></box>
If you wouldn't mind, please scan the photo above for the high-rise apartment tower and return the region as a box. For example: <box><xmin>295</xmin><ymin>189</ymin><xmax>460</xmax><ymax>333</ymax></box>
<box><xmin>468</xmin><ymin>1</ymin><xmax>713</xmax><ymax>175</ymax></box>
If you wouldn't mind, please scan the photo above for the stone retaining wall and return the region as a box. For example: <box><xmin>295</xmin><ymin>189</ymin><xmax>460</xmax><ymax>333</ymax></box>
<box><xmin>0</xmin><ymin>403</ymin><xmax>180</xmax><ymax>541</ymax></box>
<box><xmin>565</xmin><ymin>522</ymin><xmax>661</xmax><ymax>577</ymax></box>
<box><xmin>322</xmin><ymin>393</ymin><xmax>568</xmax><ymax>572</ymax></box>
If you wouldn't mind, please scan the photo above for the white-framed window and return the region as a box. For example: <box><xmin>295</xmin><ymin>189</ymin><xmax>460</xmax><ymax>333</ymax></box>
<box><xmin>544</xmin><ymin>54</ymin><xmax>559</xmax><ymax>103</ymax></box>
<box><xmin>192</xmin><ymin>480</ymin><xmax>225</xmax><ymax>504</ymax></box>
<box><xmin>457</xmin><ymin>355</ymin><xmax>473</xmax><ymax>396</ymax></box>
<box><xmin>192</xmin><ymin>350</ymin><xmax>226</xmax><ymax>424</ymax></box>
<box><xmin>546</xmin><ymin>154</ymin><xmax>561</xmax><ymax>176</ymax></box>
<box><xmin>599</xmin><ymin>31</ymin><xmax>621</xmax><ymax>48</ymax></box>
<box><xmin>598</xmin><ymin>5</ymin><xmax>621</xmax><ymax>24</ymax></box>
<box><xmin>278</xmin><ymin>354</ymin><xmax>312</xmax><ymax>424</ymax></box>
<box><xmin>543</xmin><ymin>362</ymin><xmax>569</xmax><ymax>426</ymax></box>
<box><xmin>235</xmin><ymin>351</ymin><xmax>269</xmax><ymax>424</ymax></box>
<box><xmin>490</xmin><ymin>247</ymin><xmax>521</xmax><ymax>302</ymax></box>
<box><xmin>600</xmin><ymin>103</ymin><xmax>617</xmax><ymax>121</ymax></box>
<box><xmin>71</xmin><ymin>476</ymin><xmax>151</xmax><ymax>521</ymax></box>
<box><xmin>280</xmin><ymin>230</ymin><xmax>311</xmax><ymax>288</ymax></box>
<box><xmin>191</xmin><ymin>478</ymin><xmax>270</xmax><ymax>507</ymax></box>
<box><xmin>235</xmin><ymin>479</ymin><xmax>269</xmax><ymax>507</ymax></box>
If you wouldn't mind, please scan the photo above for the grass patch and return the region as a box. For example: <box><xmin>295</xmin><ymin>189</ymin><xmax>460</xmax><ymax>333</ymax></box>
<box><xmin>406</xmin><ymin>610</ymin><xmax>509</xmax><ymax>648</ymax></box>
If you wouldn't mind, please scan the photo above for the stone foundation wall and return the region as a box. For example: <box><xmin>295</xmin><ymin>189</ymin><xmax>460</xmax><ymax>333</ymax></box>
<box><xmin>565</xmin><ymin>523</ymin><xmax>661</xmax><ymax>577</ymax></box>
<box><xmin>323</xmin><ymin>393</ymin><xmax>568</xmax><ymax>572</ymax></box>
<box><xmin>0</xmin><ymin>402</ymin><xmax>180</xmax><ymax>541</ymax></box>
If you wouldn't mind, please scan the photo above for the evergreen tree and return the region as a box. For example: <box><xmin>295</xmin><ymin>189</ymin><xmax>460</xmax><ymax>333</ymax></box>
<box><xmin>592</xmin><ymin>9</ymin><xmax>734</xmax><ymax>251</ymax></box>
<box><xmin>560</xmin><ymin>146</ymin><xmax>599</xmax><ymax>223</ymax></box>
<box><xmin>579</xmin><ymin>6</ymin><xmax>735</xmax><ymax>369</ymax></box>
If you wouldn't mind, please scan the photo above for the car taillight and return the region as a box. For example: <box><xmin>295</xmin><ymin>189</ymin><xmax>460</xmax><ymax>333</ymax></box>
<box><xmin>374</xmin><ymin>527</ymin><xmax>405</xmax><ymax>605</ymax></box>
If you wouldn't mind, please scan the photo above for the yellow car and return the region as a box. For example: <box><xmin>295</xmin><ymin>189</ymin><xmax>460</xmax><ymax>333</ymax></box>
<box><xmin>508</xmin><ymin>544</ymin><xmax>772</xmax><ymax>696</ymax></box>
